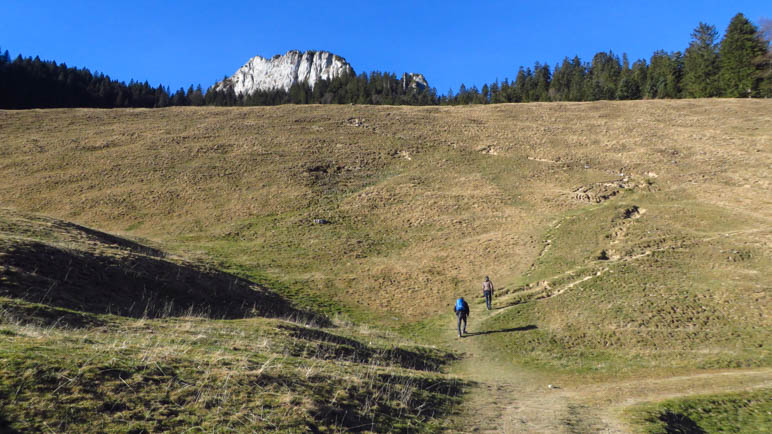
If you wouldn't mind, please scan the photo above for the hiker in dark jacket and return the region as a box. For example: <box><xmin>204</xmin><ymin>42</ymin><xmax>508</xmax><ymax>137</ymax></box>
<box><xmin>454</xmin><ymin>297</ymin><xmax>470</xmax><ymax>338</ymax></box>
<box><xmin>483</xmin><ymin>276</ymin><xmax>494</xmax><ymax>310</ymax></box>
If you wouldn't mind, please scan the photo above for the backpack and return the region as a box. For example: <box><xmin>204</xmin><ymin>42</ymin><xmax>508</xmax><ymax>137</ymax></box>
<box><xmin>455</xmin><ymin>298</ymin><xmax>466</xmax><ymax>312</ymax></box>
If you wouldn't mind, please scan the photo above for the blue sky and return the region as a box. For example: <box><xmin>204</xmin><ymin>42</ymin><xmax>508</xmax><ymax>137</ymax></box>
<box><xmin>1</xmin><ymin>1</ymin><xmax>769</xmax><ymax>95</ymax></box>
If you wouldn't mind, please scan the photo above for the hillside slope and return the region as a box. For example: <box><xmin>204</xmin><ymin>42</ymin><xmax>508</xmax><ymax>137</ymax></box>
<box><xmin>0</xmin><ymin>208</ymin><xmax>313</xmax><ymax>321</ymax></box>
<box><xmin>0</xmin><ymin>100</ymin><xmax>770</xmax><ymax>431</ymax></box>
<box><xmin>0</xmin><ymin>101</ymin><xmax>768</xmax><ymax>318</ymax></box>
<box><xmin>0</xmin><ymin>208</ymin><xmax>461</xmax><ymax>432</ymax></box>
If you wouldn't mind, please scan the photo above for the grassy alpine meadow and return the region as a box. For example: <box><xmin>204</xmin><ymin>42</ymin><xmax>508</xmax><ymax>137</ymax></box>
<box><xmin>1</xmin><ymin>99</ymin><xmax>770</xmax><ymax>431</ymax></box>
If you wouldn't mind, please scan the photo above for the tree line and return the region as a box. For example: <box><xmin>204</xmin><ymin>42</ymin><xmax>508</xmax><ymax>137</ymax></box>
<box><xmin>204</xmin><ymin>71</ymin><xmax>438</xmax><ymax>106</ymax></box>
<box><xmin>447</xmin><ymin>13</ymin><xmax>771</xmax><ymax>104</ymax></box>
<box><xmin>1</xmin><ymin>12</ymin><xmax>769</xmax><ymax>109</ymax></box>
<box><xmin>0</xmin><ymin>50</ymin><xmax>208</xmax><ymax>109</ymax></box>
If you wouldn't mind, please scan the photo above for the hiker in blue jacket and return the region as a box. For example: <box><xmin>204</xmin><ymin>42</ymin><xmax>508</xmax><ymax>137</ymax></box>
<box><xmin>454</xmin><ymin>297</ymin><xmax>470</xmax><ymax>338</ymax></box>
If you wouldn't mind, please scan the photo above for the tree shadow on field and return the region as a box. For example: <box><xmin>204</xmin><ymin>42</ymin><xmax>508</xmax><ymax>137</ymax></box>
<box><xmin>465</xmin><ymin>324</ymin><xmax>537</xmax><ymax>337</ymax></box>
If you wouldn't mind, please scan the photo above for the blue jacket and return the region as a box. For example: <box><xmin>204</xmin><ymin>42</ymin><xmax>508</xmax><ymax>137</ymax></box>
<box><xmin>454</xmin><ymin>298</ymin><xmax>469</xmax><ymax>315</ymax></box>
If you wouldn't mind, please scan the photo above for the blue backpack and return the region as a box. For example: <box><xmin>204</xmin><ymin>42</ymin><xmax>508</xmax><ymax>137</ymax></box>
<box><xmin>455</xmin><ymin>298</ymin><xmax>466</xmax><ymax>312</ymax></box>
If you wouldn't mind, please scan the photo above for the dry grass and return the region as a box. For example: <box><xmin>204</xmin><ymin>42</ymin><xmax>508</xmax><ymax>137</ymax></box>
<box><xmin>0</xmin><ymin>101</ymin><xmax>769</xmax><ymax>320</ymax></box>
<box><xmin>1</xmin><ymin>99</ymin><xmax>771</xmax><ymax>431</ymax></box>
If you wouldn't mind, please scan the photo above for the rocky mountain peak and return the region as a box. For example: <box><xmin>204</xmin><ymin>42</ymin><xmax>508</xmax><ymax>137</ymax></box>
<box><xmin>214</xmin><ymin>50</ymin><xmax>354</xmax><ymax>95</ymax></box>
<box><xmin>401</xmin><ymin>73</ymin><xmax>429</xmax><ymax>92</ymax></box>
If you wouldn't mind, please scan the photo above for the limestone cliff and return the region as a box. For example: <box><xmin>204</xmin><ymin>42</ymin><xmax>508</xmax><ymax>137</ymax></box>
<box><xmin>214</xmin><ymin>50</ymin><xmax>354</xmax><ymax>95</ymax></box>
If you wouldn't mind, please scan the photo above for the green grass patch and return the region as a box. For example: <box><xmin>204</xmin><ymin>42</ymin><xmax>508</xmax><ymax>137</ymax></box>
<box><xmin>0</xmin><ymin>315</ymin><xmax>464</xmax><ymax>432</ymax></box>
<box><xmin>473</xmin><ymin>194</ymin><xmax>772</xmax><ymax>375</ymax></box>
<box><xmin>626</xmin><ymin>388</ymin><xmax>772</xmax><ymax>433</ymax></box>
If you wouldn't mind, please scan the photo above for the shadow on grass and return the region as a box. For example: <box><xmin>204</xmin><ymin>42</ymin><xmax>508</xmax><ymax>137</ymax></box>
<box><xmin>279</xmin><ymin>324</ymin><xmax>457</xmax><ymax>371</ymax></box>
<box><xmin>658</xmin><ymin>410</ymin><xmax>706</xmax><ymax>434</ymax></box>
<box><xmin>1</xmin><ymin>239</ymin><xmax>328</xmax><ymax>325</ymax></box>
<box><xmin>0</xmin><ymin>413</ymin><xmax>19</xmax><ymax>434</ymax></box>
<box><xmin>464</xmin><ymin>324</ymin><xmax>537</xmax><ymax>337</ymax></box>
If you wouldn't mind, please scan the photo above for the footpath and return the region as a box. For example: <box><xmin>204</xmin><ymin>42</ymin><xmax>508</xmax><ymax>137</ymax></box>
<box><xmin>442</xmin><ymin>292</ymin><xmax>772</xmax><ymax>433</ymax></box>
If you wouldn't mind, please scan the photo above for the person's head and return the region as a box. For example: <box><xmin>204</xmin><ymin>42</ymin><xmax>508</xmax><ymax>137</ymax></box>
<box><xmin>485</xmin><ymin>276</ymin><xmax>489</xmax><ymax>281</ymax></box>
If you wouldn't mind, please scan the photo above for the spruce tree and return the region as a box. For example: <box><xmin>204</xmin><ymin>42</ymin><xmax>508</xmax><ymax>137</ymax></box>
<box><xmin>719</xmin><ymin>13</ymin><xmax>766</xmax><ymax>97</ymax></box>
<box><xmin>756</xmin><ymin>17</ymin><xmax>772</xmax><ymax>97</ymax></box>
<box><xmin>646</xmin><ymin>51</ymin><xmax>682</xmax><ymax>98</ymax></box>
<box><xmin>567</xmin><ymin>56</ymin><xmax>586</xmax><ymax>101</ymax></box>
<box><xmin>489</xmin><ymin>80</ymin><xmax>500</xmax><ymax>103</ymax></box>
<box><xmin>513</xmin><ymin>67</ymin><xmax>527</xmax><ymax>102</ymax></box>
<box><xmin>532</xmin><ymin>63</ymin><xmax>551</xmax><ymax>101</ymax></box>
<box><xmin>550</xmin><ymin>58</ymin><xmax>571</xmax><ymax>101</ymax></box>
<box><xmin>683</xmin><ymin>22</ymin><xmax>720</xmax><ymax>97</ymax></box>
<box><xmin>586</xmin><ymin>51</ymin><xmax>621</xmax><ymax>100</ymax></box>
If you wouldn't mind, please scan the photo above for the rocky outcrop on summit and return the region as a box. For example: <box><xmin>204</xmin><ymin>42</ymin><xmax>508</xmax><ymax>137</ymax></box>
<box><xmin>401</xmin><ymin>73</ymin><xmax>428</xmax><ymax>92</ymax></box>
<box><xmin>214</xmin><ymin>50</ymin><xmax>354</xmax><ymax>95</ymax></box>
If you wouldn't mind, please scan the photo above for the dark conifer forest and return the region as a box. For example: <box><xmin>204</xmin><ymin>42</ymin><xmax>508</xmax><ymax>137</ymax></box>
<box><xmin>1</xmin><ymin>13</ymin><xmax>770</xmax><ymax>109</ymax></box>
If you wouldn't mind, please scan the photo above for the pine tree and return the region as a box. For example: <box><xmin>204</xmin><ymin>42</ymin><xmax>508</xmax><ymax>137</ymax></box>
<box><xmin>513</xmin><ymin>67</ymin><xmax>527</xmax><ymax>102</ymax></box>
<box><xmin>500</xmin><ymin>79</ymin><xmax>511</xmax><ymax>102</ymax></box>
<box><xmin>154</xmin><ymin>84</ymin><xmax>169</xmax><ymax>108</ymax></box>
<box><xmin>567</xmin><ymin>56</ymin><xmax>586</xmax><ymax>101</ymax></box>
<box><xmin>444</xmin><ymin>87</ymin><xmax>454</xmax><ymax>105</ymax></box>
<box><xmin>756</xmin><ymin>17</ymin><xmax>772</xmax><ymax>97</ymax></box>
<box><xmin>719</xmin><ymin>13</ymin><xmax>766</xmax><ymax>97</ymax></box>
<box><xmin>586</xmin><ymin>51</ymin><xmax>621</xmax><ymax>100</ymax></box>
<box><xmin>489</xmin><ymin>80</ymin><xmax>500</xmax><ymax>103</ymax></box>
<box><xmin>188</xmin><ymin>84</ymin><xmax>205</xmax><ymax>106</ymax></box>
<box><xmin>550</xmin><ymin>58</ymin><xmax>570</xmax><ymax>101</ymax></box>
<box><xmin>531</xmin><ymin>63</ymin><xmax>551</xmax><ymax>101</ymax></box>
<box><xmin>646</xmin><ymin>51</ymin><xmax>682</xmax><ymax>98</ymax></box>
<box><xmin>683</xmin><ymin>22</ymin><xmax>720</xmax><ymax>97</ymax></box>
<box><xmin>170</xmin><ymin>87</ymin><xmax>187</xmax><ymax>106</ymax></box>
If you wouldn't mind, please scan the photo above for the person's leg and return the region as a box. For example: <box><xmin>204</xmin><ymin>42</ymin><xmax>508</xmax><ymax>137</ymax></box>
<box><xmin>456</xmin><ymin>312</ymin><xmax>462</xmax><ymax>337</ymax></box>
<box><xmin>462</xmin><ymin>315</ymin><xmax>467</xmax><ymax>334</ymax></box>
<box><xmin>485</xmin><ymin>291</ymin><xmax>491</xmax><ymax>310</ymax></box>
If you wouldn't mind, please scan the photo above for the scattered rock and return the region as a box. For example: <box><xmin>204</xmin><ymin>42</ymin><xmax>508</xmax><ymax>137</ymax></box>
<box><xmin>347</xmin><ymin>117</ymin><xmax>365</xmax><ymax>127</ymax></box>
<box><xmin>622</xmin><ymin>205</ymin><xmax>640</xmax><ymax>219</ymax></box>
<box><xmin>312</xmin><ymin>219</ymin><xmax>331</xmax><ymax>225</ymax></box>
<box><xmin>573</xmin><ymin>183</ymin><xmax>621</xmax><ymax>203</ymax></box>
<box><xmin>477</xmin><ymin>146</ymin><xmax>498</xmax><ymax>155</ymax></box>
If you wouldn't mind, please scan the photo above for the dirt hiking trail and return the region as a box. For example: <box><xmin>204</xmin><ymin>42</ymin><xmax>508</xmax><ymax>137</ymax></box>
<box><xmin>443</xmin><ymin>295</ymin><xmax>772</xmax><ymax>433</ymax></box>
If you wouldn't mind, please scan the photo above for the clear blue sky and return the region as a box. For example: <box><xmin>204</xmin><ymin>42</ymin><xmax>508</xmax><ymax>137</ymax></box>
<box><xmin>1</xmin><ymin>1</ymin><xmax>769</xmax><ymax>95</ymax></box>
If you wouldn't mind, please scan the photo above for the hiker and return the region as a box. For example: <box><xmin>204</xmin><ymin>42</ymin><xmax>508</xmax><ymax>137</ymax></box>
<box><xmin>454</xmin><ymin>297</ymin><xmax>470</xmax><ymax>338</ymax></box>
<box><xmin>483</xmin><ymin>276</ymin><xmax>494</xmax><ymax>310</ymax></box>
